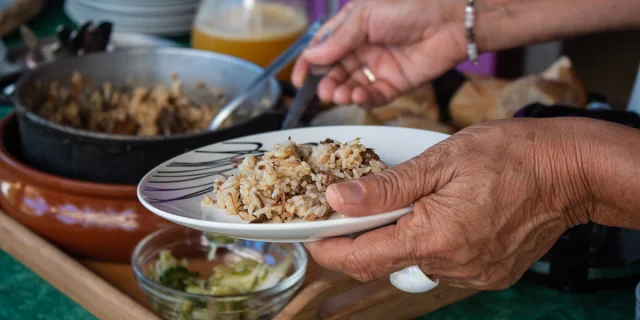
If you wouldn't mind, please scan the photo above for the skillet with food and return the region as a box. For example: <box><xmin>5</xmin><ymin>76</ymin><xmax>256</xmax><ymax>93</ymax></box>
<box><xmin>0</xmin><ymin>48</ymin><xmax>282</xmax><ymax>184</ymax></box>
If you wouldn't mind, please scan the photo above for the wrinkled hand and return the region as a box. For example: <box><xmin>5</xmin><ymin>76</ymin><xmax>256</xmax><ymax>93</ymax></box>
<box><xmin>292</xmin><ymin>0</ymin><xmax>467</xmax><ymax>106</ymax></box>
<box><xmin>305</xmin><ymin>118</ymin><xmax>595</xmax><ymax>290</ymax></box>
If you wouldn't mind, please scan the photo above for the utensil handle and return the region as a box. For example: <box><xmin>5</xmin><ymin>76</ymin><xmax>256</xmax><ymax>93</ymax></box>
<box><xmin>209</xmin><ymin>21</ymin><xmax>324</xmax><ymax>131</ymax></box>
<box><xmin>279</xmin><ymin>29</ymin><xmax>333</xmax><ymax>130</ymax></box>
<box><xmin>390</xmin><ymin>265</ymin><xmax>439</xmax><ymax>293</ymax></box>
<box><xmin>281</xmin><ymin>73</ymin><xmax>323</xmax><ymax>129</ymax></box>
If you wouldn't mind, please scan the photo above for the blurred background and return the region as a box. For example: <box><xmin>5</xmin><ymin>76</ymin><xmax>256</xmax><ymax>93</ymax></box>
<box><xmin>0</xmin><ymin>0</ymin><xmax>639</xmax><ymax>319</ymax></box>
<box><xmin>2</xmin><ymin>0</ymin><xmax>638</xmax><ymax>106</ymax></box>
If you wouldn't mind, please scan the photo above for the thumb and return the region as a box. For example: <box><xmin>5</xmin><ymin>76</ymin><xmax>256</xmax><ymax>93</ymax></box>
<box><xmin>326</xmin><ymin>153</ymin><xmax>443</xmax><ymax>217</ymax></box>
<box><xmin>302</xmin><ymin>3</ymin><xmax>367</xmax><ymax>66</ymax></box>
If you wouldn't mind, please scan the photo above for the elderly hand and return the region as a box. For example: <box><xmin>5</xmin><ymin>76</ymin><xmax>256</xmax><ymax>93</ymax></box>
<box><xmin>291</xmin><ymin>0</ymin><xmax>467</xmax><ymax>106</ymax></box>
<box><xmin>305</xmin><ymin>118</ymin><xmax>611</xmax><ymax>290</ymax></box>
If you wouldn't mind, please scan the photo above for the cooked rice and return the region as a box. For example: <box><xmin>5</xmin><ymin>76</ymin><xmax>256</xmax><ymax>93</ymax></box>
<box><xmin>204</xmin><ymin>138</ymin><xmax>387</xmax><ymax>223</ymax></box>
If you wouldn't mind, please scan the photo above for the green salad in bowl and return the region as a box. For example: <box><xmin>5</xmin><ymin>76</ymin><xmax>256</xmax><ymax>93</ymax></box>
<box><xmin>132</xmin><ymin>227</ymin><xmax>307</xmax><ymax>320</ymax></box>
<box><xmin>202</xmin><ymin>233</ymin><xmax>240</xmax><ymax>261</ymax></box>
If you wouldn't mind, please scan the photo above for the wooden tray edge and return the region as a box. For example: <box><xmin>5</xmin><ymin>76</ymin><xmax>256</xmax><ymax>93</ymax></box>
<box><xmin>0</xmin><ymin>210</ymin><xmax>160</xmax><ymax>320</ymax></box>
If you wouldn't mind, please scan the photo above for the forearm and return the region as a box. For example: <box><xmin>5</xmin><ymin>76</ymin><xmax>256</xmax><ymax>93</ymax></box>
<box><xmin>449</xmin><ymin>0</ymin><xmax>640</xmax><ymax>53</ymax></box>
<box><xmin>567</xmin><ymin>118</ymin><xmax>640</xmax><ymax>229</ymax></box>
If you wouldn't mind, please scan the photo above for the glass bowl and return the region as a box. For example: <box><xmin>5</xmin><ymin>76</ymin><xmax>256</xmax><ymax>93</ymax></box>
<box><xmin>132</xmin><ymin>226</ymin><xmax>307</xmax><ymax>320</ymax></box>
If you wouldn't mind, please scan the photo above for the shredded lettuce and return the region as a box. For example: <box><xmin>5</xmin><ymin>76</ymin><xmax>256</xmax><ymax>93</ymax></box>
<box><xmin>148</xmin><ymin>248</ymin><xmax>293</xmax><ymax>319</ymax></box>
<box><xmin>201</xmin><ymin>233</ymin><xmax>240</xmax><ymax>261</ymax></box>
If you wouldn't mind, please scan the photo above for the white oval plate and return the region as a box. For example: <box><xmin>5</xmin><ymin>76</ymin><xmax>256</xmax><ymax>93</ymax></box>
<box><xmin>137</xmin><ymin>126</ymin><xmax>450</xmax><ymax>242</ymax></box>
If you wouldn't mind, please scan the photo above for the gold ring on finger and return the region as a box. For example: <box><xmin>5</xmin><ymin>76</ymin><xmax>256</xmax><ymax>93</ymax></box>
<box><xmin>362</xmin><ymin>67</ymin><xmax>376</xmax><ymax>83</ymax></box>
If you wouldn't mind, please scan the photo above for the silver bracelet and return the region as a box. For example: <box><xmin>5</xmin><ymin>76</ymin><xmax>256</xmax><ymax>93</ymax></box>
<box><xmin>465</xmin><ymin>0</ymin><xmax>478</xmax><ymax>65</ymax></box>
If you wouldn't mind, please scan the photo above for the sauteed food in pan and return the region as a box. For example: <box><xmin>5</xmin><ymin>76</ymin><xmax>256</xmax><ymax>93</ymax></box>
<box><xmin>30</xmin><ymin>72</ymin><xmax>229</xmax><ymax>136</ymax></box>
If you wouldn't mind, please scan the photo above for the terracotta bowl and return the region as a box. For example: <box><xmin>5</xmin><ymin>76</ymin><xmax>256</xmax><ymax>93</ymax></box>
<box><xmin>0</xmin><ymin>113</ymin><xmax>174</xmax><ymax>262</ymax></box>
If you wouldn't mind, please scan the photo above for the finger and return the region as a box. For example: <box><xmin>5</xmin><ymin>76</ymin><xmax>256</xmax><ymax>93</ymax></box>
<box><xmin>305</xmin><ymin>223</ymin><xmax>418</xmax><ymax>282</ymax></box>
<box><xmin>343</xmin><ymin>75</ymin><xmax>398</xmax><ymax>106</ymax></box>
<box><xmin>354</xmin><ymin>81</ymin><xmax>400</xmax><ymax>107</ymax></box>
<box><xmin>291</xmin><ymin>57</ymin><xmax>309</xmax><ymax>88</ymax></box>
<box><xmin>352</xmin><ymin>86</ymin><xmax>372</xmax><ymax>105</ymax></box>
<box><xmin>309</xmin><ymin>2</ymin><xmax>353</xmax><ymax>47</ymax></box>
<box><xmin>336</xmin><ymin>47</ymin><xmax>404</xmax><ymax>106</ymax></box>
<box><xmin>293</xmin><ymin>3</ymin><xmax>354</xmax><ymax>89</ymax></box>
<box><xmin>341</xmin><ymin>70</ymin><xmax>383</xmax><ymax>105</ymax></box>
<box><xmin>353</xmin><ymin>46</ymin><xmax>414</xmax><ymax>102</ymax></box>
<box><xmin>326</xmin><ymin>149</ymin><xmax>448</xmax><ymax>217</ymax></box>
<box><xmin>339</xmin><ymin>54</ymin><xmax>367</xmax><ymax>76</ymax></box>
<box><xmin>337</xmin><ymin>84</ymin><xmax>373</xmax><ymax>106</ymax></box>
<box><xmin>369</xmin><ymin>81</ymin><xmax>400</xmax><ymax>104</ymax></box>
<box><xmin>317</xmin><ymin>53</ymin><xmax>362</xmax><ymax>103</ymax></box>
<box><xmin>439</xmin><ymin>279</ymin><xmax>471</xmax><ymax>289</ymax></box>
<box><xmin>334</xmin><ymin>82</ymin><xmax>355</xmax><ymax>105</ymax></box>
<box><xmin>317</xmin><ymin>74</ymin><xmax>340</xmax><ymax>104</ymax></box>
<box><xmin>302</xmin><ymin>3</ymin><xmax>367</xmax><ymax>66</ymax></box>
<box><xmin>346</xmin><ymin>66</ymin><xmax>372</xmax><ymax>86</ymax></box>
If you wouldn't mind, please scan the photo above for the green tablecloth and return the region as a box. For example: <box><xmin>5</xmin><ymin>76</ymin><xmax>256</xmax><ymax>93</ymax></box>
<box><xmin>0</xmin><ymin>1</ymin><xmax>637</xmax><ymax>319</ymax></box>
<box><xmin>0</xmin><ymin>252</ymin><xmax>97</xmax><ymax>320</ymax></box>
<box><xmin>1</xmin><ymin>250</ymin><xmax>636</xmax><ymax>320</ymax></box>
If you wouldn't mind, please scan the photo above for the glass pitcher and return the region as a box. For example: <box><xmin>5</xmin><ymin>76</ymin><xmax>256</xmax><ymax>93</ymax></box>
<box><xmin>193</xmin><ymin>0</ymin><xmax>329</xmax><ymax>81</ymax></box>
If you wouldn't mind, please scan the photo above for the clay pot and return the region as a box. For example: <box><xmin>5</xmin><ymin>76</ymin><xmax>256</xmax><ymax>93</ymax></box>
<box><xmin>0</xmin><ymin>113</ymin><xmax>174</xmax><ymax>262</ymax></box>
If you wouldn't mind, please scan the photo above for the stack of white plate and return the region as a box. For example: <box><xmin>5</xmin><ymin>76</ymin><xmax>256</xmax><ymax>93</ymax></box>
<box><xmin>64</xmin><ymin>0</ymin><xmax>201</xmax><ymax>36</ymax></box>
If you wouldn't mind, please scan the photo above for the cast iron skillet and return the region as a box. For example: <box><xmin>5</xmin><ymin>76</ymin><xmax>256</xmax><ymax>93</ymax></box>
<box><xmin>0</xmin><ymin>48</ymin><xmax>283</xmax><ymax>185</ymax></box>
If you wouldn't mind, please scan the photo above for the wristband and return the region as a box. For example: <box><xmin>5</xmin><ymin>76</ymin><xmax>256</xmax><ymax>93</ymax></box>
<box><xmin>465</xmin><ymin>0</ymin><xmax>478</xmax><ymax>64</ymax></box>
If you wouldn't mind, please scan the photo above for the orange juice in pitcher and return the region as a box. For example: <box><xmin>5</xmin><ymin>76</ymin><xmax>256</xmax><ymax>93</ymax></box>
<box><xmin>192</xmin><ymin>0</ymin><xmax>309</xmax><ymax>81</ymax></box>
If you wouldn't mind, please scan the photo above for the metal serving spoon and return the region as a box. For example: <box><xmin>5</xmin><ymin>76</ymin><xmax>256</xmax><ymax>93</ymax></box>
<box><xmin>208</xmin><ymin>20</ymin><xmax>324</xmax><ymax>131</ymax></box>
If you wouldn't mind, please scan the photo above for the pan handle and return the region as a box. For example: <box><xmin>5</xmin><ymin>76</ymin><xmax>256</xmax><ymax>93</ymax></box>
<box><xmin>0</xmin><ymin>70</ymin><xmax>24</xmax><ymax>106</ymax></box>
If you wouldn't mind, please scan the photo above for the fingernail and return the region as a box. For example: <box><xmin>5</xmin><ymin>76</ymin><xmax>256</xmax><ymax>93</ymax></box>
<box><xmin>307</xmin><ymin>29</ymin><xmax>331</xmax><ymax>50</ymax></box>
<box><xmin>319</xmin><ymin>29</ymin><xmax>332</xmax><ymax>42</ymax></box>
<box><xmin>332</xmin><ymin>181</ymin><xmax>364</xmax><ymax>204</ymax></box>
<box><xmin>306</xmin><ymin>41</ymin><xmax>324</xmax><ymax>51</ymax></box>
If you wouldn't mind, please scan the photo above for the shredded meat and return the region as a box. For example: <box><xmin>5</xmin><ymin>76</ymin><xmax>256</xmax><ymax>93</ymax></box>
<box><xmin>249</xmin><ymin>215</ymin><xmax>269</xmax><ymax>224</ymax></box>
<box><xmin>360</xmin><ymin>148</ymin><xmax>381</xmax><ymax>165</ymax></box>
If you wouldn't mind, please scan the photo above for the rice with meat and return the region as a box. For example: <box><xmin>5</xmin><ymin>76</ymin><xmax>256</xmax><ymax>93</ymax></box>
<box><xmin>205</xmin><ymin>138</ymin><xmax>387</xmax><ymax>223</ymax></box>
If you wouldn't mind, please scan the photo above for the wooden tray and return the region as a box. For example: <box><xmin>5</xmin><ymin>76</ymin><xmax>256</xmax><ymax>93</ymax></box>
<box><xmin>0</xmin><ymin>210</ymin><xmax>478</xmax><ymax>320</ymax></box>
